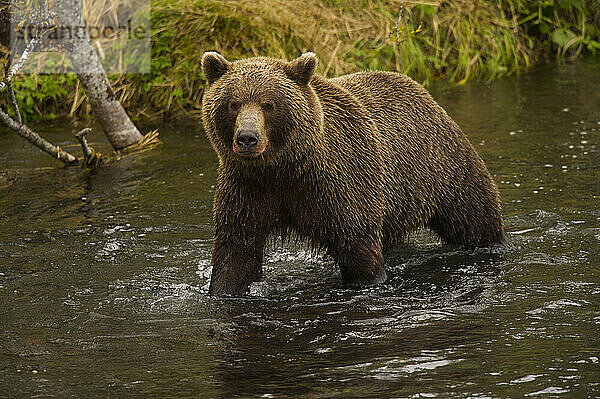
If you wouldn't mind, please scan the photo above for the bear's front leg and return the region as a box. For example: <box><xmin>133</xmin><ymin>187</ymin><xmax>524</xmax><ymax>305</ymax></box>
<box><xmin>208</xmin><ymin>180</ymin><xmax>268</xmax><ymax>297</ymax></box>
<box><xmin>332</xmin><ymin>234</ymin><xmax>387</xmax><ymax>288</ymax></box>
<box><xmin>208</xmin><ymin>228</ymin><xmax>266</xmax><ymax>296</ymax></box>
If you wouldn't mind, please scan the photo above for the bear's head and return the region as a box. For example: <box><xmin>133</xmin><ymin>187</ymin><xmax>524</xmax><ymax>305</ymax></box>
<box><xmin>201</xmin><ymin>52</ymin><xmax>323</xmax><ymax>165</ymax></box>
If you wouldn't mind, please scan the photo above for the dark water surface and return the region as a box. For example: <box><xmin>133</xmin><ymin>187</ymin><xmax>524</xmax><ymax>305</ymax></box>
<box><xmin>1</xmin><ymin>59</ymin><xmax>599</xmax><ymax>398</ymax></box>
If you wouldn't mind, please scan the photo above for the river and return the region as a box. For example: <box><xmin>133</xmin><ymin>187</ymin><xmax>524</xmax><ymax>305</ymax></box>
<box><xmin>0</xmin><ymin>58</ymin><xmax>599</xmax><ymax>397</ymax></box>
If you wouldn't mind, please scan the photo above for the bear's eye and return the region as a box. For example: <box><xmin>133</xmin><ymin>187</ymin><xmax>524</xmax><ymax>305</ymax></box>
<box><xmin>229</xmin><ymin>101</ymin><xmax>241</xmax><ymax>113</ymax></box>
<box><xmin>262</xmin><ymin>101</ymin><xmax>275</xmax><ymax>113</ymax></box>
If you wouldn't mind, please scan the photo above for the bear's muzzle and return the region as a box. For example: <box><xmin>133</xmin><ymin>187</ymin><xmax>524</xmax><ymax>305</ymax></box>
<box><xmin>233</xmin><ymin>105</ymin><xmax>268</xmax><ymax>158</ymax></box>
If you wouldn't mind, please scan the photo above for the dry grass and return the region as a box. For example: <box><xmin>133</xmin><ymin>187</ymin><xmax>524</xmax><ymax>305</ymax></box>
<box><xmin>129</xmin><ymin>0</ymin><xmax>539</xmax><ymax>118</ymax></box>
<box><xmin>2</xmin><ymin>0</ymin><xmax>598</xmax><ymax>120</ymax></box>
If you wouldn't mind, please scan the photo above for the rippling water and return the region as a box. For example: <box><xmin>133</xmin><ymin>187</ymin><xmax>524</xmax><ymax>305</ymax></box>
<box><xmin>1</xmin><ymin>58</ymin><xmax>599</xmax><ymax>398</ymax></box>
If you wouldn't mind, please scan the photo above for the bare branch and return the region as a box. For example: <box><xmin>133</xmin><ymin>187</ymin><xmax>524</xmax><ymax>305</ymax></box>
<box><xmin>75</xmin><ymin>127</ymin><xmax>93</xmax><ymax>158</ymax></box>
<box><xmin>75</xmin><ymin>127</ymin><xmax>104</xmax><ymax>167</ymax></box>
<box><xmin>5</xmin><ymin>82</ymin><xmax>21</xmax><ymax>122</ymax></box>
<box><xmin>4</xmin><ymin>61</ymin><xmax>22</xmax><ymax>123</ymax></box>
<box><xmin>371</xmin><ymin>0</ymin><xmax>405</xmax><ymax>49</ymax></box>
<box><xmin>0</xmin><ymin>106</ymin><xmax>78</xmax><ymax>164</ymax></box>
<box><xmin>0</xmin><ymin>35</ymin><xmax>39</xmax><ymax>93</ymax></box>
<box><xmin>1</xmin><ymin>0</ymin><xmax>55</xmax><ymax>93</ymax></box>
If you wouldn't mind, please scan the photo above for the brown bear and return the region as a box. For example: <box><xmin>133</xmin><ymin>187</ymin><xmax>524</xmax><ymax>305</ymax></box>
<box><xmin>201</xmin><ymin>51</ymin><xmax>506</xmax><ymax>296</ymax></box>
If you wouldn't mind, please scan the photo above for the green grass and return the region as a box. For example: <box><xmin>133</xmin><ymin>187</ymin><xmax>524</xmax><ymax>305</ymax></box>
<box><xmin>2</xmin><ymin>0</ymin><xmax>599</xmax><ymax>121</ymax></box>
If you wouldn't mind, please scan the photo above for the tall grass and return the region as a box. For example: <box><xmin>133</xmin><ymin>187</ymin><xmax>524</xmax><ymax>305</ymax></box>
<box><xmin>2</xmin><ymin>0</ymin><xmax>599</xmax><ymax>120</ymax></box>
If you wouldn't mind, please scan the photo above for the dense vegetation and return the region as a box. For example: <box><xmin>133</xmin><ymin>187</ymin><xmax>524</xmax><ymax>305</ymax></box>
<box><xmin>3</xmin><ymin>0</ymin><xmax>599</xmax><ymax>120</ymax></box>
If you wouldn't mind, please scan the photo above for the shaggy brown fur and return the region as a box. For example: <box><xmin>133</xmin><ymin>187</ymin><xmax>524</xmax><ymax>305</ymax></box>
<box><xmin>201</xmin><ymin>52</ymin><xmax>506</xmax><ymax>296</ymax></box>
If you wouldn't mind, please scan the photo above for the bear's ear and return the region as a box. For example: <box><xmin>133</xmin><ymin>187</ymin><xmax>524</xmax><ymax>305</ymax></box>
<box><xmin>202</xmin><ymin>52</ymin><xmax>230</xmax><ymax>85</ymax></box>
<box><xmin>285</xmin><ymin>52</ymin><xmax>318</xmax><ymax>85</ymax></box>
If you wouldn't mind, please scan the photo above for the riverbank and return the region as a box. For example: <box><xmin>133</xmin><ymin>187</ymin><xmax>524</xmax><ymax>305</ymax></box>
<box><xmin>2</xmin><ymin>0</ymin><xmax>599</xmax><ymax>121</ymax></box>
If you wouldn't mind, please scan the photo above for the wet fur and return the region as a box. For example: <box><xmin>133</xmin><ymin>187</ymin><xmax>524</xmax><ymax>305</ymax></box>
<box><xmin>202</xmin><ymin>53</ymin><xmax>506</xmax><ymax>296</ymax></box>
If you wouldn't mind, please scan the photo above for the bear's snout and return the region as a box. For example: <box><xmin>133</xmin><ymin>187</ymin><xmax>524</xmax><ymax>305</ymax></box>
<box><xmin>233</xmin><ymin>106</ymin><xmax>268</xmax><ymax>158</ymax></box>
<box><xmin>236</xmin><ymin>130</ymin><xmax>259</xmax><ymax>151</ymax></box>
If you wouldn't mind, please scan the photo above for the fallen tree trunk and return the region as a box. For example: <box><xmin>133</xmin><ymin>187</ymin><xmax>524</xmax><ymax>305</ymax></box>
<box><xmin>0</xmin><ymin>106</ymin><xmax>78</xmax><ymax>164</ymax></box>
<box><xmin>54</xmin><ymin>0</ymin><xmax>143</xmax><ymax>150</ymax></box>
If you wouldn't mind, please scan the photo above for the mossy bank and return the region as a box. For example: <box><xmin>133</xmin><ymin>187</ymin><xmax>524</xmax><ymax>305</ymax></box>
<box><xmin>2</xmin><ymin>0</ymin><xmax>599</xmax><ymax>121</ymax></box>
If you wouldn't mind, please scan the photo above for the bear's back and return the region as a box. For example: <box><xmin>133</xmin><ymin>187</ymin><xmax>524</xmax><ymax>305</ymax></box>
<box><xmin>326</xmin><ymin>71</ymin><xmax>469</xmax><ymax>177</ymax></box>
<box><xmin>329</xmin><ymin>72</ymin><xmax>460</xmax><ymax>145</ymax></box>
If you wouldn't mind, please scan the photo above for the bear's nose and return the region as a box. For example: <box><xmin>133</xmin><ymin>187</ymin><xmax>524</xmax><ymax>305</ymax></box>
<box><xmin>236</xmin><ymin>130</ymin><xmax>259</xmax><ymax>150</ymax></box>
